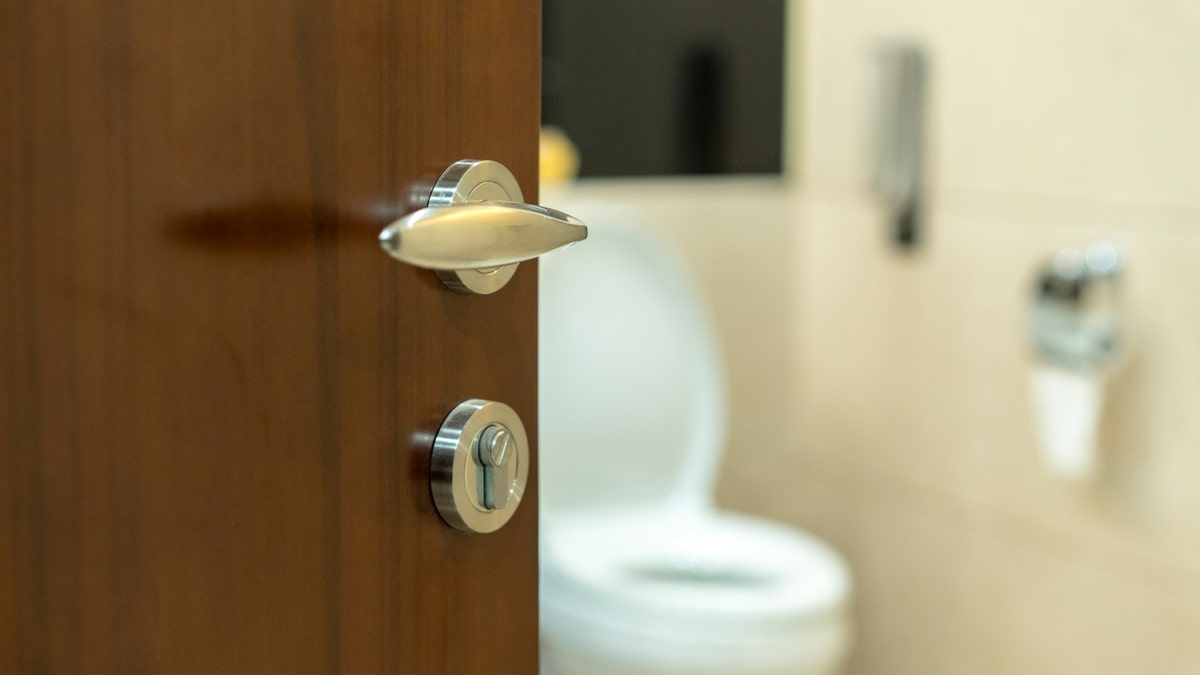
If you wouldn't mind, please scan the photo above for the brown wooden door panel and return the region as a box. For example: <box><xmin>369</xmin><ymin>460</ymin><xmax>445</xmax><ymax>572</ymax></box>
<box><xmin>1</xmin><ymin>1</ymin><xmax>539</xmax><ymax>673</ymax></box>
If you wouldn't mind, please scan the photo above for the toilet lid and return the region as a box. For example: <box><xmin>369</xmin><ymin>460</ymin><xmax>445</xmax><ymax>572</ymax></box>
<box><xmin>540</xmin><ymin>509</ymin><xmax>851</xmax><ymax>644</ymax></box>
<box><xmin>538</xmin><ymin>201</ymin><xmax>727</xmax><ymax>511</ymax></box>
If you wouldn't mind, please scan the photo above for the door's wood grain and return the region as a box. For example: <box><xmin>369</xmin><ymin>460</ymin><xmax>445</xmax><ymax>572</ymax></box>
<box><xmin>0</xmin><ymin>1</ymin><xmax>540</xmax><ymax>672</ymax></box>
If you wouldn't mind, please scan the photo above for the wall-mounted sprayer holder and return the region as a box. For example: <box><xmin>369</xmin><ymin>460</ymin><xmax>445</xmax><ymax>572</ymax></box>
<box><xmin>871</xmin><ymin>42</ymin><xmax>927</xmax><ymax>250</ymax></box>
<box><xmin>1028</xmin><ymin>241</ymin><xmax>1127</xmax><ymax>479</ymax></box>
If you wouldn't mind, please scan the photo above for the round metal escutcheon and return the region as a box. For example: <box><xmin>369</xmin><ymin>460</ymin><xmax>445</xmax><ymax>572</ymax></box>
<box><xmin>430</xmin><ymin>399</ymin><xmax>530</xmax><ymax>533</ymax></box>
<box><xmin>429</xmin><ymin>160</ymin><xmax>525</xmax><ymax>295</ymax></box>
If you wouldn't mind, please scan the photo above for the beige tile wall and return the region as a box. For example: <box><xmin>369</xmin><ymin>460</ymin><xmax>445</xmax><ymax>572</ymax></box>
<box><xmin>721</xmin><ymin>0</ymin><xmax>1200</xmax><ymax>673</ymax></box>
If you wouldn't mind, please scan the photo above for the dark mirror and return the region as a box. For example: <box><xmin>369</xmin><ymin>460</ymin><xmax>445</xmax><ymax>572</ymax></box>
<box><xmin>542</xmin><ymin>0</ymin><xmax>787</xmax><ymax>177</ymax></box>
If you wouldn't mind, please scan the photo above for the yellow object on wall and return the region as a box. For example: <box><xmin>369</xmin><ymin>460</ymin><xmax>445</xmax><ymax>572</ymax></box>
<box><xmin>539</xmin><ymin>126</ymin><xmax>580</xmax><ymax>188</ymax></box>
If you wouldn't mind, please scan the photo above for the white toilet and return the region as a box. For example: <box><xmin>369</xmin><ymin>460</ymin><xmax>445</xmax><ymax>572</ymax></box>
<box><xmin>538</xmin><ymin>201</ymin><xmax>853</xmax><ymax>675</ymax></box>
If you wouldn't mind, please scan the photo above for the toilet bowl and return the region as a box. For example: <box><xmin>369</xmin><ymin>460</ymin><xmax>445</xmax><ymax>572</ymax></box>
<box><xmin>539</xmin><ymin>201</ymin><xmax>853</xmax><ymax>675</ymax></box>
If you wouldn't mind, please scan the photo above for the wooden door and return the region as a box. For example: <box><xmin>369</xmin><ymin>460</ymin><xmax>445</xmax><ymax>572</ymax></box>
<box><xmin>0</xmin><ymin>1</ymin><xmax>540</xmax><ymax>672</ymax></box>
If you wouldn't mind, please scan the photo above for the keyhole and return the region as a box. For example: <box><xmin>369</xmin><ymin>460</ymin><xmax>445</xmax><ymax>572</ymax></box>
<box><xmin>475</xmin><ymin>424</ymin><xmax>515</xmax><ymax>511</ymax></box>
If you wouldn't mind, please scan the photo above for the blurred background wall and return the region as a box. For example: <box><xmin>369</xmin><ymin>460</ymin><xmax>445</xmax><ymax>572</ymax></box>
<box><xmin>557</xmin><ymin>0</ymin><xmax>1200</xmax><ymax>672</ymax></box>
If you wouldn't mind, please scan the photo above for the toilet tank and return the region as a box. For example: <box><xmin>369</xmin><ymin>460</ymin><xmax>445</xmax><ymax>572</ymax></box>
<box><xmin>538</xmin><ymin>202</ymin><xmax>727</xmax><ymax>513</ymax></box>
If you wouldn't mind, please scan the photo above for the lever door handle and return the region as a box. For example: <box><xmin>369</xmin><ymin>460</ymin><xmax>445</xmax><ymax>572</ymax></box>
<box><xmin>379</xmin><ymin>202</ymin><xmax>586</xmax><ymax>270</ymax></box>
<box><xmin>379</xmin><ymin>160</ymin><xmax>588</xmax><ymax>294</ymax></box>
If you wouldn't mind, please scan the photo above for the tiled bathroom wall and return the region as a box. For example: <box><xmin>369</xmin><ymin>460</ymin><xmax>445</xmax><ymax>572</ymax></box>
<box><xmin>723</xmin><ymin>1</ymin><xmax>1200</xmax><ymax>673</ymax></box>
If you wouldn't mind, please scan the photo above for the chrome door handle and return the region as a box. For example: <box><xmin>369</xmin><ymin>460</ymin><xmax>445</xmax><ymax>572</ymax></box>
<box><xmin>380</xmin><ymin>202</ymin><xmax>586</xmax><ymax>269</ymax></box>
<box><xmin>379</xmin><ymin>160</ymin><xmax>588</xmax><ymax>294</ymax></box>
